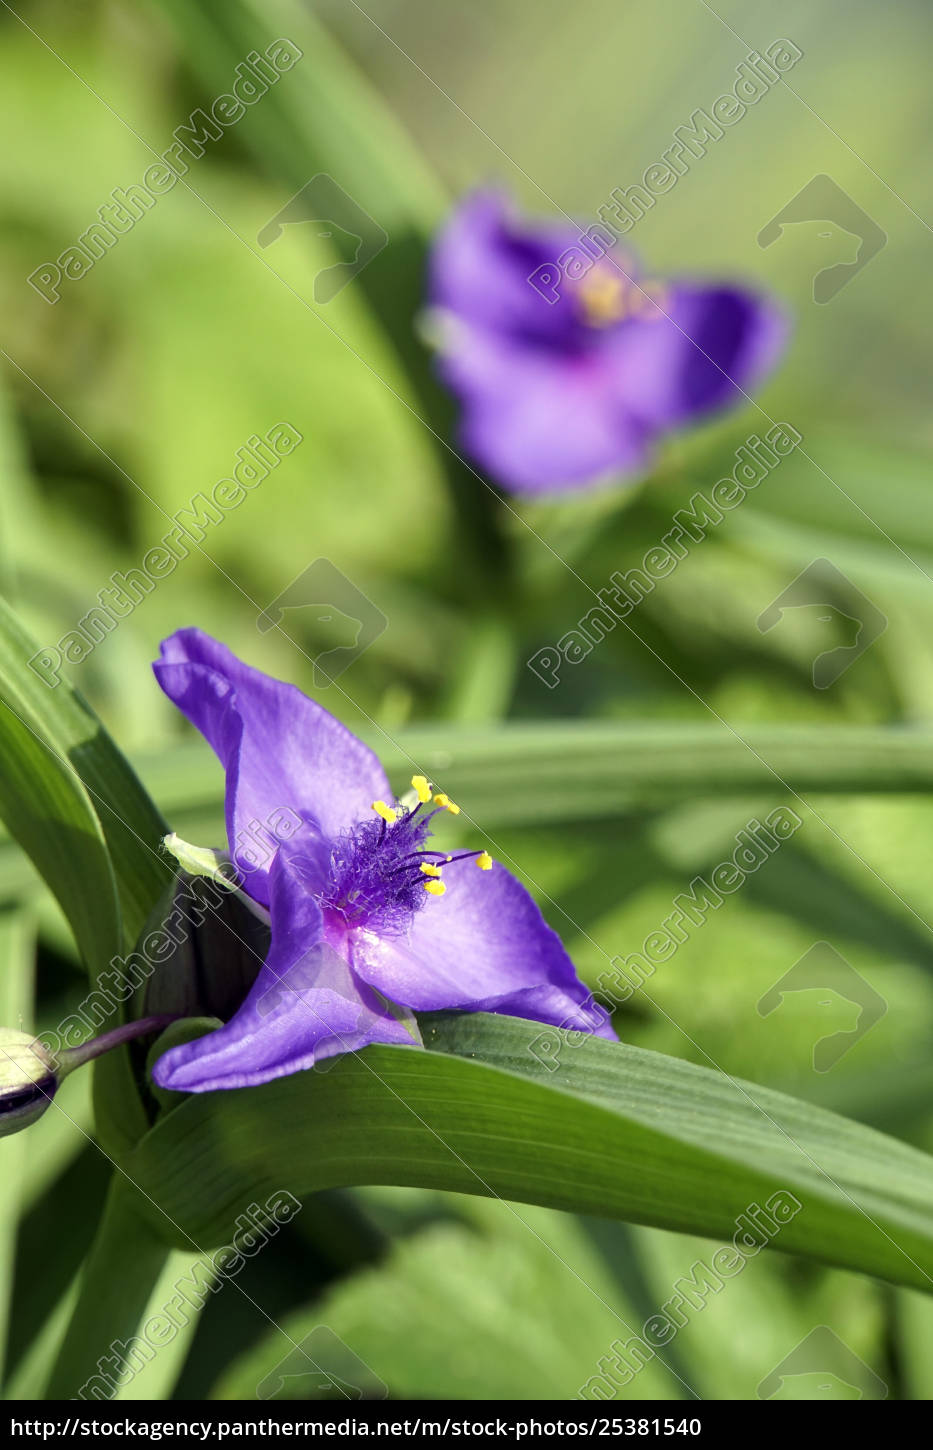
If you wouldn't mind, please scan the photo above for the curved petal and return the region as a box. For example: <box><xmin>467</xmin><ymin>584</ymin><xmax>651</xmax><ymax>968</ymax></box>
<box><xmin>152</xmin><ymin>842</ymin><xmax>413</xmax><ymax>1092</ymax></box>
<box><xmin>349</xmin><ymin>857</ymin><xmax>605</xmax><ymax>1024</ymax></box>
<box><xmin>440</xmin><ymin>329</ymin><xmax>653</xmax><ymax>494</ymax></box>
<box><xmin>154</xmin><ymin>629</ymin><xmax>390</xmax><ymax>903</ymax></box>
<box><xmin>608</xmin><ymin>282</ymin><xmax>789</xmax><ymax>428</ymax></box>
<box><xmin>430</xmin><ymin>188</ymin><xmax>581</xmax><ymax>346</ymax></box>
<box><xmin>470</xmin><ymin>981</ymin><xmax>616</xmax><ymax>1039</ymax></box>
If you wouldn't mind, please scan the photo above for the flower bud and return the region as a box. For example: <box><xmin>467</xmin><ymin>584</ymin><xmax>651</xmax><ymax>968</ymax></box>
<box><xmin>0</xmin><ymin>1030</ymin><xmax>58</xmax><ymax>1137</ymax></box>
<box><xmin>0</xmin><ymin>1014</ymin><xmax>182</xmax><ymax>1138</ymax></box>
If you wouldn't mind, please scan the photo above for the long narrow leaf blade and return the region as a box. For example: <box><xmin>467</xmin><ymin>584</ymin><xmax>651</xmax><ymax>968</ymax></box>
<box><xmin>122</xmin><ymin>1014</ymin><xmax>933</xmax><ymax>1292</ymax></box>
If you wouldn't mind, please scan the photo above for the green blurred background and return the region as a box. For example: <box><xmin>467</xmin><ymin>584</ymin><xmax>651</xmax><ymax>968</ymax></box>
<box><xmin>2</xmin><ymin>0</ymin><xmax>933</xmax><ymax>1401</ymax></box>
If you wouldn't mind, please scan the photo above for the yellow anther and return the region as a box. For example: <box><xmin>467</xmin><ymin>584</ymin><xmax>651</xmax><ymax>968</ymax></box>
<box><xmin>410</xmin><ymin>774</ymin><xmax>432</xmax><ymax>803</ymax></box>
<box><xmin>423</xmin><ymin>879</ymin><xmax>446</xmax><ymax>896</ymax></box>
<box><xmin>372</xmin><ymin>800</ymin><xmax>396</xmax><ymax>824</ymax></box>
<box><xmin>433</xmin><ymin>793</ymin><xmax>461</xmax><ymax>815</ymax></box>
<box><xmin>420</xmin><ymin>863</ymin><xmax>442</xmax><ymax>877</ymax></box>
<box><xmin>477</xmin><ymin>851</ymin><xmax>493</xmax><ymax>871</ymax></box>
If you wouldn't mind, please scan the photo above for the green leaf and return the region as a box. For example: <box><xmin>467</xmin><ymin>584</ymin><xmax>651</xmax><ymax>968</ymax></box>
<box><xmin>0</xmin><ymin>381</ymin><xmax>41</xmax><ymax>601</ymax></box>
<box><xmin>623</xmin><ymin>1222</ymin><xmax>884</xmax><ymax>1399</ymax></box>
<box><xmin>132</xmin><ymin>722</ymin><xmax>933</xmax><ymax>835</ymax></box>
<box><xmin>0</xmin><ymin>602</ymin><xmax>121</xmax><ymax>982</ymax></box>
<box><xmin>123</xmin><ymin>1014</ymin><xmax>933</xmax><ymax>1292</ymax></box>
<box><xmin>212</xmin><ymin>1211</ymin><xmax>683</xmax><ymax>1400</ymax></box>
<box><xmin>0</xmin><ymin>596</ymin><xmax>171</xmax><ymax>969</ymax></box>
<box><xmin>146</xmin><ymin>0</ymin><xmax>507</xmax><ymax>583</ymax></box>
<box><xmin>379</xmin><ymin>724</ymin><xmax>933</xmax><ymax>819</ymax></box>
<box><xmin>6</xmin><ymin>1137</ymin><xmax>109</xmax><ymax>1394</ymax></box>
<box><xmin>150</xmin><ymin>0</ymin><xmax>442</xmax><ymax>228</ymax></box>
<box><xmin>0</xmin><ymin>906</ymin><xmax>35</xmax><ymax>1375</ymax></box>
<box><xmin>43</xmin><ymin>1176</ymin><xmax>170</xmax><ymax>1400</ymax></box>
<box><xmin>109</xmin><ymin>1249</ymin><xmax>212</xmax><ymax>1401</ymax></box>
<box><xmin>897</xmin><ymin>1288</ymin><xmax>933</xmax><ymax>1398</ymax></box>
<box><xmin>0</xmin><ymin>598</ymin><xmax>175</xmax><ymax>1155</ymax></box>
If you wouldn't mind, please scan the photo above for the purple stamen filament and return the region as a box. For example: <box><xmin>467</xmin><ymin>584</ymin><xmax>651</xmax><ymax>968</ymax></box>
<box><xmin>322</xmin><ymin>788</ymin><xmax>489</xmax><ymax>933</ymax></box>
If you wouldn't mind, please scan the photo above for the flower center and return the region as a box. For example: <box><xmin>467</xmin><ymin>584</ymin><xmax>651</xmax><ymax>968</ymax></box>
<box><xmin>322</xmin><ymin>776</ymin><xmax>492</xmax><ymax>935</ymax></box>
<box><xmin>576</xmin><ymin>264</ymin><xmax>631</xmax><ymax>327</ymax></box>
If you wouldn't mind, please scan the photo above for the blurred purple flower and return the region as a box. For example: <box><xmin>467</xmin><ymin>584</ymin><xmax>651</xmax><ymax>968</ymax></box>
<box><xmin>151</xmin><ymin>629</ymin><xmax>613</xmax><ymax>1092</ymax></box>
<box><xmin>429</xmin><ymin>189</ymin><xmax>789</xmax><ymax>495</ymax></box>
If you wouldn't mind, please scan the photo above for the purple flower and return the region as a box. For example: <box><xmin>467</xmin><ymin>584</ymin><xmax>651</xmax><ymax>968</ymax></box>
<box><xmin>429</xmin><ymin>189</ymin><xmax>788</xmax><ymax>495</ymax></box>
<box><xmin>151</xmin><ymin>630</ymin><xmax>613</xmax><ymax>1092</ymax></box>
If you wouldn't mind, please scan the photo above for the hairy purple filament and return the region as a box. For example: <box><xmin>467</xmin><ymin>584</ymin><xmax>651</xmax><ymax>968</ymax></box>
<box><xmin>322</xmin><ymin>801</ymin><xmax>483</xmax><ymax>936</ymax></box>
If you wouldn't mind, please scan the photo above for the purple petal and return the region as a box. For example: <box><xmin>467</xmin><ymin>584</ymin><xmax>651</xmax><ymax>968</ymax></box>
<box><xmin>440</xmin><ymin>329</ymin><xmax>653</xmax><ymax>495</ymax></box>
<box><xmin>154</xmin><ymin>629</ymin><xmax>390</xmax><ymax>904</ymax></box>
<box><xmin>152</xmin><ymin>841</ymin><xmax>414</xmax><ymax>1092</ymax></box>
<box><xmin>470</xmin><ymin>981</ymin><xmax>616</xmax><ymax>1038</ymax></box>
<box><xmin>608</xmin><ymin>282</ymin><xmax>789</xmax><ymax>428</ymax></box>
<box><xmin>430</xmin><ymin>188</ymin><xmax>581</xmax><ymax>346</ymax></box>
<box><xmin>350</xmin><ymin>858</ymin><xmax>611</xmax><ymax>1033</ymax></box>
